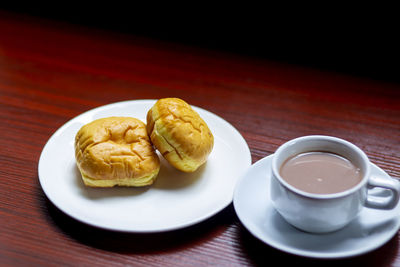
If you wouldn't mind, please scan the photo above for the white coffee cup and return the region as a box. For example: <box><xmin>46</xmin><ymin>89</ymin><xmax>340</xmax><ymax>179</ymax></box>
<box><xmin>270</xmin><ymin>135</ymin><xmax>400</xmax><ymax>233</ymax></box>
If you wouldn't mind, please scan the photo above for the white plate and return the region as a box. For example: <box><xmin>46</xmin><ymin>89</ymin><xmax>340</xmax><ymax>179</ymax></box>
<box><xmin>233</xmin><ymin>155</ymin><xmax>400</xmax><ymax>259</ymax></box>
<box><xmin>39</xmin><ymin>100</ymin><xmax>251</xmax><ymax>233</ymax></box>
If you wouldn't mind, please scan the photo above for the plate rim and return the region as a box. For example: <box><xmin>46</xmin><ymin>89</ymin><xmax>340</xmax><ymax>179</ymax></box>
<box><xmin>38</xmin><ymin>99</ymin><xmax>252</xmax><ymax>233</ymax></box>
<box><xmin>233</xmin><ymin>154</ymin><xmax>400</xmax><ymax>259</ymax></box>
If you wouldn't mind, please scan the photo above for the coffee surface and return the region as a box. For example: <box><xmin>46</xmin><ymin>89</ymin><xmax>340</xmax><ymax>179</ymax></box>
<box><xmin>280</xmin><ymin>152</ymin><xmax>362</xmax><ymax>194</ymax></box>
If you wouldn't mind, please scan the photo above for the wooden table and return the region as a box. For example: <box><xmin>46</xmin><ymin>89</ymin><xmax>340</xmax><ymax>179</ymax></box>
<box><xmin>0</xmin><ymin>11</ymin><xmax>399</xmax><ymax>266</ymax></box>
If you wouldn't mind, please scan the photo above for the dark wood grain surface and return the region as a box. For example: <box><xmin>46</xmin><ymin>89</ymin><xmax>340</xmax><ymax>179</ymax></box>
<box><xmin>0</xmin><ymin>11</ymin><xmax>399</xmax><ymax>266</ymax></box>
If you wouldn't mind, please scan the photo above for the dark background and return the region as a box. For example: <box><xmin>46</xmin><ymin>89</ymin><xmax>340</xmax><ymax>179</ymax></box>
<box><xmin>1</xmin><ymin>5</ymin><xmax>399</xmax><ymax>83</ymax></box>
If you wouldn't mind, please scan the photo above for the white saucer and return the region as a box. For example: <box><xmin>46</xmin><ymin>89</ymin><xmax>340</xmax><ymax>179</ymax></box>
<box><xmin>39</xmin><ymin>100</ymin><xmax>251</xmax><ymax>233</ymax></box>
<box><xmin>233</xmin><ymin>155</ymin><xmax>400</xmax><ymax>259</ymax></box>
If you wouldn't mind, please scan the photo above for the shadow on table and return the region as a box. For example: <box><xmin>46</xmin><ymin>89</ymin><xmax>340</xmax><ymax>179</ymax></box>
<box><xmin>235</xmin><ymin>222</ymin><xmax>400</xmax><ymax>267</ymax></box>
<box><xmin>40</xmin><ymin>187</ymin><xmax>234</xmax><ymax>254</ymax></box>
<box><xmin>37</xmin><ymin>180</ymin><xmax>399</xmax><ymax>265</ymax></box>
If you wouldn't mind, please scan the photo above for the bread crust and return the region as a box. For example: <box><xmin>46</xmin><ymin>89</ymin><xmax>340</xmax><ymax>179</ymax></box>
<box><xmin>147</xmin><ymin>98</ymin><xmax>214</xmax><ymax>172</ymax></box>
<box><xmin>75</xmin><ymin>117</ymin><xmax>160</xmax><ymax>187</ymax></box>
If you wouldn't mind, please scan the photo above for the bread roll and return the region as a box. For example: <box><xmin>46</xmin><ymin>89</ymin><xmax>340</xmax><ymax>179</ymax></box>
<box><xmin>146</xmin><ymin>98</ymin><xmax>214</xmax><ymax>172</ymax></box>
<box><xmin>75</xmin><ymin>117</ymin><xmax>160</xmax><ymax>187</ymax></box>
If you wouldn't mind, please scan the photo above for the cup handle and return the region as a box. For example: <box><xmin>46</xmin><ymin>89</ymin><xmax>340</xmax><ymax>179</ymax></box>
<box><xmin>365</xmin><ymin>175</ymin><xmax>400</xmax><ymax>209</ymax></box>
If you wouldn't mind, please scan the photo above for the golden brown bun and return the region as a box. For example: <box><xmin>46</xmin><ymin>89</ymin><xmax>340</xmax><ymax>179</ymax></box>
<box><xmin>75</xmin><ymin>117</ymin><xmax>160</xmax><ymax>187</ymax></box>
<box><xmin>146</xmin><ymin>98</ymin><xmax>214</xmax><ymax>172</ymax></box>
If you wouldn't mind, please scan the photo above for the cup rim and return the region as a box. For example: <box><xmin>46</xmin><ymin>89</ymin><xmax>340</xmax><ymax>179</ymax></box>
<box><xmin>272</xmin><ymin>135</ymin><xmax>371</xmax><ymax>199</ymax></box>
